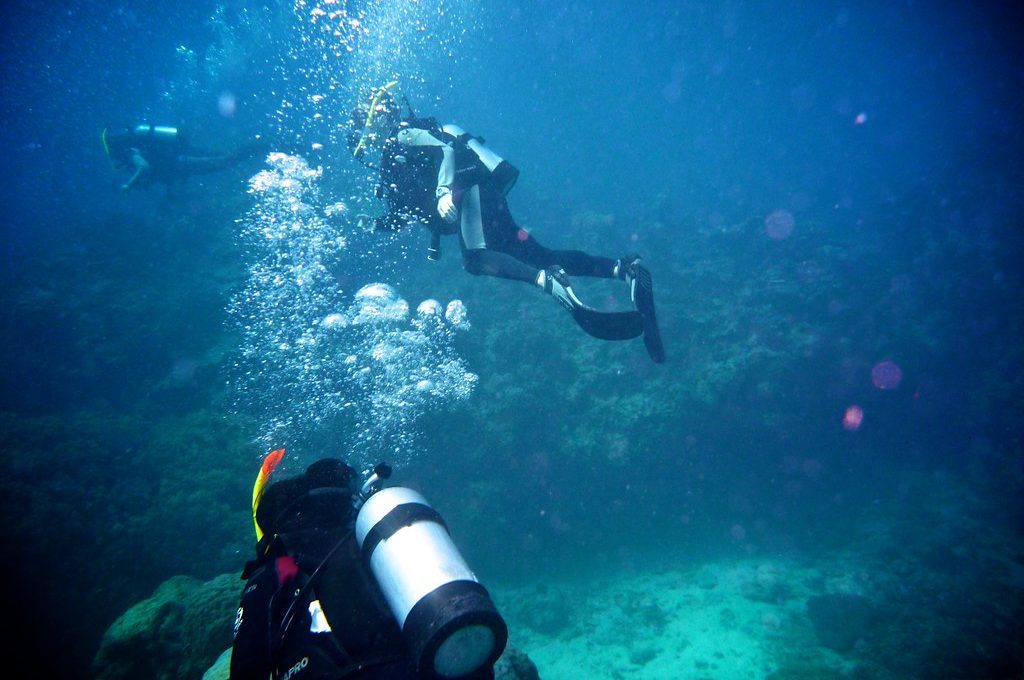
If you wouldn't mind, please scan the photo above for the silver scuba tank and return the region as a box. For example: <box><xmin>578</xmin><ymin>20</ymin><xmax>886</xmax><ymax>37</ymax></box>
<box><xmin>132</xmin><ymin>124</ymin><xmax>181</xmax><ymax>144</ymax></box>
<box><xmin>441</xmin><ymin>123</ymin><xmax>519</xmax><ymax>196</ymax></box>
<box><xmin>355</xmin><ymin>484</ymin><xmax>507</xmax><ymax>679</ymax></box>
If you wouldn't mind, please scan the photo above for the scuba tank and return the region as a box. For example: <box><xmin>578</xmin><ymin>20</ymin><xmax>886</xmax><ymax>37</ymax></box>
<box><xmin>355</xmin><ymin>465</ymin><xmax>508</xmax><ymax>679</ymax></box>
<box><xmin>132</xmin><ymin>124</ymin><xmax>183</xmax><ymax>146</ymax></box>
<box><xmin>441</xmin><ymin>123</ymin><xmax>519</xmax><ymax>197</ymax></box>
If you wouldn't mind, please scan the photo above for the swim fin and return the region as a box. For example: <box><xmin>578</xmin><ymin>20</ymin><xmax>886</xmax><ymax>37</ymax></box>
<box><xmin>541</xmin><ymin>267</ymin><xmax>644</xmax><ymax>341</ymax></box>
<box><xmin>570</xmin><ymin>304</ymin><xmax>644</xmax><ymax>341</ymax></box>
<box><xmin>626</xmin><ymin>260</ymin><xmax>665</xmax><ymax>363</ymax></box>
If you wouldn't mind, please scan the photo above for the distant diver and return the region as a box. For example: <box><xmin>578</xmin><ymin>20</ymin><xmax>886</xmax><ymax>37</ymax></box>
<box><xmin>347</xmin><ymin>81</ymin><xmax>664</xmax><ymax>362</ymax></box>
<box><xmin>101</xmin><ymin>123</ymin><xmax>267</xmax><ymax>193</ymax></box>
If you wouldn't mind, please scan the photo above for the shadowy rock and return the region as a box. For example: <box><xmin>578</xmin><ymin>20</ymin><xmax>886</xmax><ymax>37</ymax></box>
<box><xmin>202</xmin><ymin>647</ymin><xmax>232</xmax><ymax>680</ymax></box>
<box><xmin>806</xmin><ymin>593</ymin><xmax>875</xmax><ymax>653</ymax></box>
<box><xmin>93</xmin><ymin>574</ymin><xmax>238</xmax><ymax>680</ymax></box>
<box><xmin>495</xmin><ymin>645</ymin><xmax>541</xmax><ymax>680</ymax></box>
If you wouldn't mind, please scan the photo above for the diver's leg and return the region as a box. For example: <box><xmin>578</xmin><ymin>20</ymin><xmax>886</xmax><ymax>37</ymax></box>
<box><xmin>477</xmin><ymin>187</ymin><xmax>616</xmax><ymax>277</ymax></box>
<box><xmin>459</xmin><ymin>185</ymin><xmax>542</xmax><ymax>283</ymax></box>
<box><xmin>459</xmin><ymin>184</ymin><xmax>487</xmax><ymax>251</ymax></box>
<box><xmin>455</xmin><ymin>185</ymin><xmax>537</xmax><ymax>282</ymax></box>
<box><xmin>510</xmin><ymin>233</ymin><xmax>618</xmax><ymax>279</ymax></box>
<box><xmin>175</xmin><ymin>143</ymin><xmax>265</xmax><ymax>176</ymax></box>
<box><xmin>176</xmin><ymin>154</ymin><xmax>237</xmax><ymax>175</ymax></box>
<box><xmin>460</xmin><ymin>186</ymin><xmax>645</xmax><ymax>340</ymax></box>
<box><xmin>461</xmin><ymin>248</ymin><xmax>537</xmax><ymax>282</ymax></box>
<box><xmin>459</xmin><ymin>186</ymin><xmax>581</xmax><ymax>313</ymax></box>
<box><xmin>460</xmin><ymin>185</ymin><xmax>618</xmax><ymax>300</ymax></box>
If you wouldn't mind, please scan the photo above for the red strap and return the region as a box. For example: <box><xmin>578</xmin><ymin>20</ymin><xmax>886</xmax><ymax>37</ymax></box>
<box><xmin>275</xmin><ymin>555</ymin><xmax>299</xmax><ymax>587</ymax></box>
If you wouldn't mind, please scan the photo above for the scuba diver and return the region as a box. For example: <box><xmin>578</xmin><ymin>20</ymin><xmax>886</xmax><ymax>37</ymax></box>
<box><xmin>101</xmin><ymin>123</ymin><xmax>266</xmax><ymax>193</ymax></box>
<box><xmin>348</xmin><ymin>82</ymin><xmax>665</xmax><ymax>363</ymax></box>
<box><xmin>230</xmin><ymin>450</ymin><xmax>508</xmax><ymax>680</ymax></box>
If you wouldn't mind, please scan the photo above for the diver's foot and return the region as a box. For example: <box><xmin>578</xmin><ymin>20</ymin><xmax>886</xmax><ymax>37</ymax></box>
<box><xmin>614</xmin><ymin>255</ymin><xmax>651</xmax><ymax>304</ymax></box>
<box><xmin>613</xmin><ymin>254</ymin><xmax>641</xmax><ymax>280</ymax></box>
<box><xmin>537</xmin><ymin>266</ymin><xmax>582</xmax><ymax>312</ymax></box>
<box><xmin>616</xmin><ymin>256</ymin><xmax>664</xmax><ymax>363</ymax></box>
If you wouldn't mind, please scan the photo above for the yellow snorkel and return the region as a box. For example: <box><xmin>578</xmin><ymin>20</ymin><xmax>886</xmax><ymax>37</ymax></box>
<box><xmin>352</xmin><ymin>80</ymin><xmax>400</xmax><ymax>158</ymax></box>
<box><xmin>100</xmin><ymin>128</ymin><xmax>117</xmax><ymax>169</ymax></box>
<box><xmin>252</xmin><ymin>448</ymin><xmax>286</xmax><ymax>541</ymax></box>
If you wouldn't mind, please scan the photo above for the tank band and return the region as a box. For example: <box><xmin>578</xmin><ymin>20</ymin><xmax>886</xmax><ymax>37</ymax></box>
<box><xmin>361</xmin><ymin>502</ymin><xmax>449</xmax><ymax>559</ymax></box>
<box><xmin>403</xmin><ymin>580</ymin><xmax>508</xmax><ymax>676</ymax></box>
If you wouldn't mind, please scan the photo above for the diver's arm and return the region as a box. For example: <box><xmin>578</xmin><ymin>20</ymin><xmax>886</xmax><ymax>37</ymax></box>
<box><xmin>395</xmin><ymin>127</ymin><xmax>457</xmax><ymax>222</ymax></box>
<box><xmin>121</xmin><ymin>150</ymin><xmax>151</xmax><ymax>192</ymax></box>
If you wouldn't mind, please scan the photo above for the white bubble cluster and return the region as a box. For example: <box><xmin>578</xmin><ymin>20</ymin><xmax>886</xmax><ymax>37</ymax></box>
<box><xmin>229</xmin><ymin>154</ymin><xmax>475</xmax><ymax>466</ymax></box>
<box><xmin>279</xmin><ymin>0</ymin><xmax>467</xmax><ymax>170</ymax></box>
<box><xmin>444</xmin><ymin>300</ymin><xmax>471</xmax><ymax>330</ymax></box>
<box><xmin>340</xmin><ymin>284</ymin><xmax>477</xmax><ymax>461</ymax></box>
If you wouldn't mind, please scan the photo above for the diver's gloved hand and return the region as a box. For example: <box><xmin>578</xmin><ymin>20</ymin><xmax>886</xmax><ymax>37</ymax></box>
<box><xmin>436</xmin><ymin>188</ymin><xmax>458</xmax><ymax>224</ymax></box>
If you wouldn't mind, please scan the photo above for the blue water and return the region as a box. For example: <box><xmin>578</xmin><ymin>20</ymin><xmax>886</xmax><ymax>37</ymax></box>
<box><xmin>1</xmin><ymin>1</ymin><xmax>1021</xmax><ymax>677</ymax></box>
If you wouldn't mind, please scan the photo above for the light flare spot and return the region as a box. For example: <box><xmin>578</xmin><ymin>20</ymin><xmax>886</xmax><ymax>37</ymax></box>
<box><xmin>843</xmin><ymin>405</ymin><xmax>864</xmax><ymax>431</ymax></box>
<box><xmin>218</xmin><ymin>91</ymin><xmax>237</xmax><ymax>118</ymax></box>
<box><xmin>765</xmin><ymin>209</ymin><xmax>795</xmax><ymax>240</ymax></box>
<box><xmin>871</xmin><ymin>360</ymin><xmax>903</xmax><ymax>390</ymax></box>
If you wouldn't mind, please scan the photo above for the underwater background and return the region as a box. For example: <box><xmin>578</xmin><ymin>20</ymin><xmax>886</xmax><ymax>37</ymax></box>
<box><xmin>1</xmin><ymin>1</ymin><xmax>1022</xmax><ymax>678</ymax></box>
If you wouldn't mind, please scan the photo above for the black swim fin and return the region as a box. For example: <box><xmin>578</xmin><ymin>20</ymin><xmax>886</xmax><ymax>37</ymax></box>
<box><xmin>570</xmin><ymin>304</ymin><xmax>644</xmax><ymax>341</ymax></box>
<box><xmin>541</xmin><ymin>267</ymin><xmax>644</xmax><ymax>341</ymax></box>
<box><xmin>626</xmin><ymin>260</ymin><xmax>665</xmax><ymax>363</ymax></box>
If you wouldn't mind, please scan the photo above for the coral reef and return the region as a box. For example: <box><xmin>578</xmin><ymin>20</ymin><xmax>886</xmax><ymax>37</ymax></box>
<box><xmin>93</xmin><ymin>574</ymin><xmax>238</xmax><ymax>680</ymax></box>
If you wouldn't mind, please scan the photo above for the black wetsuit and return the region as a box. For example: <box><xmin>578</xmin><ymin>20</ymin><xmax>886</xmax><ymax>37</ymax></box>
<box><xmin>231</xmin><ymin>526</ymin><xmax>495</xmax><ymax>680</ymax></box>
<box><xmin>378</xmin><ymin>118</ymin><xmax>617</xmax><ymax>284</ymax></box>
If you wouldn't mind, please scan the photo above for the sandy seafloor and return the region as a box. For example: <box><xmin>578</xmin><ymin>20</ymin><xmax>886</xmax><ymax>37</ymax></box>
<box><xmin>495</xmin><ymin>558</ymin><xmax>845</xmax><ymax>679</ymax></box>
<box><xmin>493</xmin><ymin>529</ymin><xmax>1023</xmax><ymax>680</ymax></box>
